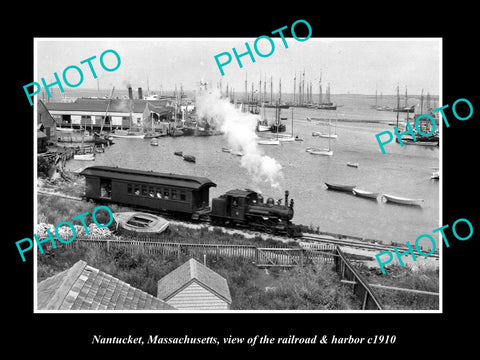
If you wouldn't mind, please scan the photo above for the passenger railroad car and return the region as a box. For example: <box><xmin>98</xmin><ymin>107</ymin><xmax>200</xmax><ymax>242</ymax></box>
<box><xmin>80</xmin><ymin>166</ymin><xmax>216</xmax><ymax>219</ymax></box>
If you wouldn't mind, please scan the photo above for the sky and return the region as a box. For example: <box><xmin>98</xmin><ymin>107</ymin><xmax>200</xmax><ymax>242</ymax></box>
<box><xmin>35</xmin><ymin>38</ymin><xmax>441</xmax><ymax>96</ymax></box>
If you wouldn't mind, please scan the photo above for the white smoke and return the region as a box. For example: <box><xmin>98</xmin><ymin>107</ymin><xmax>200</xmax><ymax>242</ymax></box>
<box><xmin>195</xmin><ymin>89</ymin><xmax>283</xmax><ymax>189</ymax></box>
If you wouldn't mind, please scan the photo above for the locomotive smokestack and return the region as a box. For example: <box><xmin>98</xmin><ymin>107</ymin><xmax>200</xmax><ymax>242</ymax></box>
<box><xmin>285</xmin><ymin>190</ymin><xmax>289</xmax><ymax>207</ymax></box>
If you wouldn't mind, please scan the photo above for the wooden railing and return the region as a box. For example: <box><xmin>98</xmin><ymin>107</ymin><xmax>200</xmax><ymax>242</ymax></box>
<box><xmin>334</xmin><ymin>246</ymin><xmax>384</xmax><ymax>310</ymax></box>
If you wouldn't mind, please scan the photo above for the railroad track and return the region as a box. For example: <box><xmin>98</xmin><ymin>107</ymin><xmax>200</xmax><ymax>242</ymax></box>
<box><xmin>37</xmin><ymin>188</ymin><xmax>439</xmax><ymax>258</ymax></box>
<box><xmin>300</xmin><ymin>233</ymin><xmax>439</xmax><ymax>259</ymax></box>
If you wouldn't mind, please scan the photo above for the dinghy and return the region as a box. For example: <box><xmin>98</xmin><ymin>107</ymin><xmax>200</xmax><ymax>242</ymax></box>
<box><xmin>352</xmin><ymin>188</ymin><xmax>379</xmax><ymax>199</ymax></box>
<box><xmin>325</xmin><ymin>182</ymin><xmax>356</xmax><ymax>192</ymax></box>
<box><xmin>382</xmin><ymin>194</ymin><xmax>424</xmax><ymax>206</ymax></box>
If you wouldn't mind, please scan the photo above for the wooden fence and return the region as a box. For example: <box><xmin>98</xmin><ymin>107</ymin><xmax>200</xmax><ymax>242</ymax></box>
<box><xmin>61</xmin><ymin>236</ymin><xmax>338</xmax><ymax>267</ymax></box>
<box><xmin>334</xmin><ymin>247</ymin><xmax>384</xmax><ymax>310</ymax></box>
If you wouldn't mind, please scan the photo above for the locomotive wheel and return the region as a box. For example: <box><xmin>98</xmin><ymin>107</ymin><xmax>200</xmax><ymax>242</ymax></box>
<box><xmin>263</xmin><ymin>220</ymin><xmax>276</xmax><ymax>234</ymax></box>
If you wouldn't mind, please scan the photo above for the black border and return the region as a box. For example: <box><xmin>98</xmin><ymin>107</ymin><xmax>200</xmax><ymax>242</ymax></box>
<box><xmin>7</xmin><ymin>6</ymin><xmax>478</xmax><ymax>356</ymax></box>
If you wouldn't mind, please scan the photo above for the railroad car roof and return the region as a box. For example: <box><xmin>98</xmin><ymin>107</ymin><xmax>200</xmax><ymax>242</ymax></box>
<box><xmin>80</xmin><ymin>166</ymin><xmax>216</xmax><ymax>190</ymax></box>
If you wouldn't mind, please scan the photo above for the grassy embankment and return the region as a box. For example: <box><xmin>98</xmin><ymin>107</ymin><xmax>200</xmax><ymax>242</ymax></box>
<box><xmin>36</xmin><ymin>188</ymin><xmax>439</xmax><ymax>310</ymax></box>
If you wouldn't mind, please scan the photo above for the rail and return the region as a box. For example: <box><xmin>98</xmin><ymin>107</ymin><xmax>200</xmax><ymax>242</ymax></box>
<box><xmin>334</xmin><ymin>246</ymin><xmax>384</xmax><ymax>310</ymax></box>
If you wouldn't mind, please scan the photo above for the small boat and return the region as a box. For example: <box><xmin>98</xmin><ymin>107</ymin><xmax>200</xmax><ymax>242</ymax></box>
<box><xmin>280</xmin><ymin>116</ymin><xmax>288</xmax><ymax>120</ymax></box>
<box><xmin>73</xmin><ymin>153</ymin><xmax>95</xmax><ymax>161</ymax></box>
<box><xmin>222</xmin><ymin>147</ymin><xmax>232</xmax><ymax>153</ymax></box>
<box><xmin>150</xmin><ymin>138</ymin><xmax>159</xmax><ymax>146</ymax></box>
<box><xmin>294</xmin><ymin>136</ymin><xmax>304</xmax><ymax>141</ymax></box>
<box><xmin>325</xmin><ymin>182</ymin><xmax>356</xmax><ymax>192</ymax></box>
<box><xmin>113</xmin><ymin>212</ymin><xmax>169</xmax><ymax>235</ymax></box>
<box><xmin>257</xmin><ymin>139</ymin><xmax>280</xmax><ymax>145</ymax></box>
<box><xmin>111</xmin><ymin>130</ymin><xmax>145</xmax><ymax>139</ymax></box>
<box><xmin>347</xmin><ymin>162</ymin><xmax>359</xmax><ymax>168</ymax></box>
<box><xmin>231</xmin><ymin>150</ymin><xmax>244</xmax><ymax>157</ymax></box>
<box><xmin>183</xmin><ymin>154</ymin><xmax>196</xmax><ymax>163</ymax></box>
<box><xmin>313</xmin><ymin>131</ymin><xmax>337</xmax><ymax>139</ymax></box>
<box><xmin>352</xmin><ymin>188</ymin><xmax>379</xmax><ymax>199</ymax></box>
<box><xmin>431</xmin><ymin>171</ymin><xmax>439</xmax><ymax>179</ymax></box>
<box><xmin>278</xmin><ymin>136</ymin><xmax>295</xmax><ymax>142</ymax></box>
<box><xmin>173</xmin><ymin>151</ymin><xmax>183</xmax><ymax>156</ymax></box>
<box><xmin>308</xmin><ymin>149</ymin><xmax>333</xmax><ymax>156</ymax></box>
<box><xmin>382</xmin><ymin>194</ymin><xmax>424</xmax><ymax>206</ymax></box>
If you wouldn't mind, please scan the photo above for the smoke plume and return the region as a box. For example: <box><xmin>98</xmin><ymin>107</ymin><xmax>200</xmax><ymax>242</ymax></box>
<box><xmin>195</xmin><ymin>89</ymin><xmax>283</xmax><ymax>189</ymax></box>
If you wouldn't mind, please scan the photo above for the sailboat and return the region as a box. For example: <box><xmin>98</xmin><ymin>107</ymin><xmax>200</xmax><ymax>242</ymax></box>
<box><xmin>279</xmin><ymin>107</ymin><xmax>296</xmax><ymax>142</ymax></box>
<box><xmin>258</xmin><ymin>100</ymin><xmax>281</xmax><ymax>145</ymax></box>
<box><xmin>312</xmin><ymin>119</ymin><xmax>338</xmax><ymax>139</ymax></box>
<box><xmin>308</xmin><ymin>119</ymin><xmax>333</xmax><ymax>156</ymax></box>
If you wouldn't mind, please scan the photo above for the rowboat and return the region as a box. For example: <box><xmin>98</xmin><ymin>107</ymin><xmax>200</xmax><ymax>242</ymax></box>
<box><xmin>347</xmin><ymin>162</ymin><xmax>359</xmax><ymax>168</ymax></box>
<box><xmin>231</xmin><ymin>150</ymin><xmax>244</xmax><ymax>157</ymax></box>
<box><xmin>278</xmin><ymin>136</ymin><xmax>295</xmax><ymax>142</ymax></box>
<box><xmin>183</xmin><ymin>155</ymin><xmax>196</xmax><ymax>163</ymax></box>
<box><xmin>257</xmin><ymin>139</ymin><xmax>280</xmax><ymax>145</ymax></box>
<box><xmin>308</xmin><ymin>149</ymin><xmax>333</xmax><ymax>156</ymax></box>
<box><xmin>150</xmin><ymin>138</ymin><xmax>158</xmax><ymax>146</ymax></box>
<box><xmin>113</xmin><ymin>212</ymin><xmax>169</xmax><ymax>235</ymax></box>
<box><xmin>431</xmin><ymin>171</ymin><xmax>439</xmax><ymax>179</ymax></box>
<box><xmin>173</xmin><ymin>151</ymin><xmax>183</xmax><ymax>156</ymax></box>
<box><xmin>325</xmin><ymin>182</ymin><xmax>356</xmax><ymax>192</ymax></box>
<box><xmin>382</xmin><ymin>194</ymin><xmax>424</xmax><ymax>206</ymax></box>
<box><xmin>73</xmin><ymin>153</ymin><xmax>95</xmax><ymax>161</ymax></box>
<box><xmin>222</xmin><ymin>147</ymin><xmax>232</xmax><ymax>153</ymax></box>
<box><xmin>352</xmin><ymin>188</ymin><xmax>379</xmax><ymax>199</ymax></box>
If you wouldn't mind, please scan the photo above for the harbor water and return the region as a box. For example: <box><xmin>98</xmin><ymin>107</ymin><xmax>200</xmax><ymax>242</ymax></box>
<box><xmin>64</xmin><ymin>94</ymin><xmax>439</xmax><ymax>249</ymax></box>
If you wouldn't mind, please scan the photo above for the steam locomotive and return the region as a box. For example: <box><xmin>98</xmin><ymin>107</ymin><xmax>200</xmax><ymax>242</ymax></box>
<box><xmin>80</xmin><ymin>166</ymin><xmax>302</xmax><ymax>238</ymax></box>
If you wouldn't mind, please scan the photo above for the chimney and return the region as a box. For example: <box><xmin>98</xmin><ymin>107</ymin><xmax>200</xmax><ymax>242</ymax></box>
<box><xmin>138</xmin><ymin>87</ymin><xmax>143</xmax><ymax>100</ymax></box>
<box><xmin>128</xmin><ymin>86</ymin><xmax>133</xmax><ymax>100</ymax></box>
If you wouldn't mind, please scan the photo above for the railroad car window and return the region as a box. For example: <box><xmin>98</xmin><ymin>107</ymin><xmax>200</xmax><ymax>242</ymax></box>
<box><xmin>180</xmin><ymin>191</ymin><xmax>186</xmax><ymax>201</ymax></box>
<box><xmin>148</xmin><ymin>186</ymin><xmax>155</xmax><ymax>197</ymax></box>
<box><xmin>141</xmin><ymin>185</ymin><xmax>148</xmax><ymax>196</ymax></box>
<box><xmin>163</xmin><ymin>189</ymin><xmax>169</xmax><ymax>199</ymax></box>
<box><xmin>156</xmin><ymin>188</ymin><xmax>162</xmax><ymax>198</ymax></box>
<box><xmin>171</xmin><ymin>190</ymin><xmax>177</xmax><ymax>200</ymax></box>
<box><xmin>127</xmin><ymin>184</ymin><xmax>132</xmax><ymax>194</ymax></box>
<box><xmin>134</xmin><ymin>185</ymin><xmax>140</xmax><ymax>195</ymax></box>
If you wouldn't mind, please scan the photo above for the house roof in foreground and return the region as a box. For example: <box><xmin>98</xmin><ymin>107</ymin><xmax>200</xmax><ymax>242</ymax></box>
<box><xmin>157</xmin><ymin>258</ymin><xmax>232</xmax><ymax>304</ymax></box>
<box><xmin>37</xmin><ymin>260</ymin><xmax>175</xmax><ymax>311</ymax></box>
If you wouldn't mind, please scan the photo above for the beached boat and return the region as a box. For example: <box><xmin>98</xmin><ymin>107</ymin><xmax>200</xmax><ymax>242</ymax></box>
<box><xmin>325</xmin><ymin>182</ymin><xmax>356</xmax><ymax>192</ymax></box>
<box><xmin>113</xmin><ymin>212</ymin><xmax>169</xmax><ymax>235</ymax></box>
<box><xmin>183</xmin><ymin>154</ymin><xmax>196</xmax><ymax>163</ymax></box>
<box><xmin>352</xmin><ymin>188</ymin><xmax>379</xmax><ymax>199</ymax></box>
<box><xmin>73</xmin><ymin>153</ymin><xmax>95</xmax><ymax>161</ymax></box>
<box><xmin>382</xmin><ymin>194</ymin><xmax>424</xmax><ymax>206</ymax></box>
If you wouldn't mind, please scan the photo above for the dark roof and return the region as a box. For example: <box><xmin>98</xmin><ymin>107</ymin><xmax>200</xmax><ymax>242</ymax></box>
<box><xmin>157</xmin><ymin>258</ymin><xmax>231</xmax><ymax>304</ymax></box>
<box><xmin>37</xmin><ymin>100</ymin><xmax>57</xmax><ymax>126</ymax></box>
<box><xmin>45</xmin><ymin>98</ymin><xmax>171</xmax><ymax>114</ymax></box>
<box><xmin>80</xmin><ymin>166</ymin><xmax>216</xmax><ymax>190</ymax></box>
<box><xmin>37</xmin><ymin>260</ymin><xmax>176</xmax><ymax>310</ymax></box>
<box><xmin>224</xmin><ymin>189</ymin><xmax>256</xmax><ymax>198</ymax></box>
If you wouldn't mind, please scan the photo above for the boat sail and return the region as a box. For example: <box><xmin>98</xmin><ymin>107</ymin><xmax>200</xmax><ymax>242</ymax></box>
<box><xmin>279</xmin><ymin>107</ymin><xmax>296</xmax><ymax>142</ymax></box>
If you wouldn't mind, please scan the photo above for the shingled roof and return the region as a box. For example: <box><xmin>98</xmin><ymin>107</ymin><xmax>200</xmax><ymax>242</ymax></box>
<box><xmin>37</xmin><ymin>260</ymin><xmax>175</xmax><ymax>311</ymax></box>
<box><xmin>157</xmin><ymin>258</ymin><xmax>232</xmax><ymax>304</ymax></box>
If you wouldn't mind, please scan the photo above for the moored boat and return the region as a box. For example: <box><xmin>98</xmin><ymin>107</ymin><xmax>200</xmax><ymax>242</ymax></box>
<box><xmin>382</xmin><ymin>194</ymin><xmax>424</xmax><ymax>206</ymax></box>
<box><xmin>352</xmin><ymin>188</ymin><xmax>379</xmax><ymax>199</ymax></box>
<box><xmin>325</xmin><ymin>182</ymin><xmax>356</xmax><ymax>192</ymax></box>
<box><xmin>150</xmin><ymin>138</ymin><xmax>158</xmax><ymax>146</ymax></box>
<box><xmin>174</xmin><ymin>151</ymin><xmax>183</xmax><ymax>156</ymax></box>
<box><xmin>308</xmin><ymin>148</ymin><xmax>333</xmax><ymax>156</ymax></box>
<box><xmin>347</xmin><ymin>162</ymin><xmax>359</xmax><ymax>168</ymax></box>
<box><xmin>257</xmin><ymin>138</ymin><xmax>280</xmax><ymax>145</ymax></box>
<box><xmin>183</xmin><ymin>154</ymin><xmax>196</xmax><ymax>163</ymax></box>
